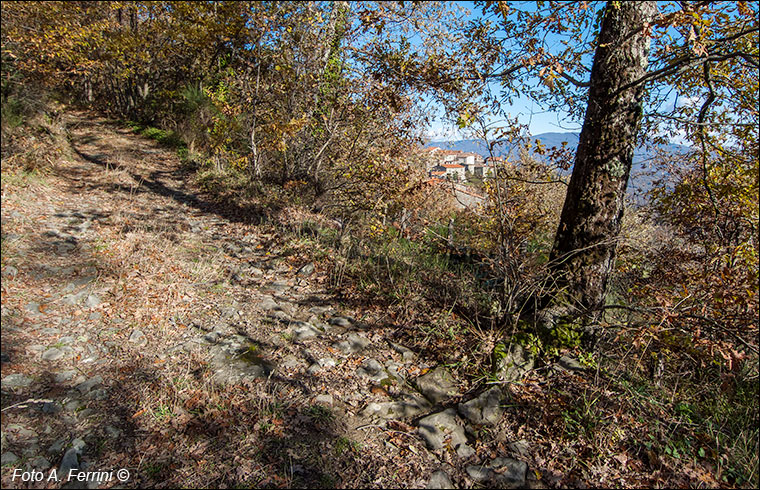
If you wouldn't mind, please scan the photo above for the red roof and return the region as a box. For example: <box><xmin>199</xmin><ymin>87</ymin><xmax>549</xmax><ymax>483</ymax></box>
<box><xmin>441</xmin><ymin>163</ymin><xmax>464</xmax><ymax>168</ymax></box>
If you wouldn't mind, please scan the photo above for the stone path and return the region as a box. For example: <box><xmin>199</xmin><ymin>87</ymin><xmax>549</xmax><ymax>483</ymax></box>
<box><xmin>1</xmin><ymin>111</ymin><xmax>558</xmax><ymax>488</ymax></box>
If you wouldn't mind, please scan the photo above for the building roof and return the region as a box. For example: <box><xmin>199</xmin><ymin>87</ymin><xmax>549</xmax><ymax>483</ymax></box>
<box><xmin>441</xmin><ymin>163</ymin><xmax>464</xmax><ymax>168</ymax></box>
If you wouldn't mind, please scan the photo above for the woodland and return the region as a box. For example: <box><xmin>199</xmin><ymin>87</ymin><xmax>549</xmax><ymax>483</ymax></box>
<box><xmin>1</xmin><ymin>1</ymin><xmax>758</xmax><ymax>489</ymax></box>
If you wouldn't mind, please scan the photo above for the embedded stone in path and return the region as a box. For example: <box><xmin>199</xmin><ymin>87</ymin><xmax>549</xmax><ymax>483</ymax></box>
<box><xmin>333</xmin><ymin>332</ymin><xmax>370</xmax><ymax>354</ymax></box>
<box><xmin>296</xmin><ymin>262</ymin><xmax>315</xmax><ymax>277</ymax></box>
<box><xmin>328</xmin><ymin>316</ymin><xmax>352</xmax><ymax>328</ymax></box>
<box><xmin>494</xmin><ymin>343</ymin><xmax>534</xmax><ymax>383</ymax></box>
<box><xmin>415</xmin><ymin>366</ymin><xmax>459</xmax><ymax>404</ymax></box>
<box><xmin>361</xmin><ymin>392</ymin><xmax>431</xmax><ymax>420</ymax></box>
<box><xmin>291</xmin><ymin>321</ymin><xmax>322</xmax><ymax>340</ymax></box>
<box><xmin>390</xmin><ymin>342</ymin><xmax>416</xmax><ymax>362</ymax></box>
<box><xmin>417</xmin><ymin>408</ymin><xmax>474</xmax><ymax>458</ymax></box>
<box><xmin>259</xmin><ymin>296</ymin><xmax>280</xmax><ymax>311</ymax></box>
<box><xmin>355</xmin><ymin>358</ymin><xmax>386</xmax><ymax>383</ymax></box>
<box><xmin>427</xmin><ymin>470</ymin><xmax>456</xmax><ymax>489</ymax></box>
<box><xmin>458</xmin><ymin>386</ymin><xmax>506</xmax><ymax>426</ymax></box>
<box><xmin>465</xmin><ymin>457</ymin><xmax>527</xmax><ymax>487</ymax></box>
<box><xmin>1</xmin><ymin>373</ymin><xmax>32</xmax><ymax>390</ymax></box>
<box><xmin>129</xmin><ymin>329</ymin><xmax>147</xmax><ymax>346</ymax></box>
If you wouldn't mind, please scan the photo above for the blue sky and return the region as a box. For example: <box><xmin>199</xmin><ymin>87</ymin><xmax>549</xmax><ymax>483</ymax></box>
<box><xmin>423</xmin><ymin>1</ymin><xmax>582</xmax><ymax>141</ymax></box>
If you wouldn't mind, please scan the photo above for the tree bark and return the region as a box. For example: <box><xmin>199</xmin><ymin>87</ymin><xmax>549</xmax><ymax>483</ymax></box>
<box><xmin>538</xmin><ymin>1</ymin><xmax>657</xmax><ymax>324</ymax></box>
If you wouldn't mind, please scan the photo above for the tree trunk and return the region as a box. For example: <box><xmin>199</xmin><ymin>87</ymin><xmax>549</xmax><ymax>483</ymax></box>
<box><xmin>537</xmin><ymin>1</ymin><xmax>657</xmax><ymax>325</ymax></box>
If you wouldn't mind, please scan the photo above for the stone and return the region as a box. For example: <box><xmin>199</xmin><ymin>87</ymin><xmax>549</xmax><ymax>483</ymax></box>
<box><xmin>361</xmin><ymin>393</ymin><xmax>430</xmax><ymax>420</ymax></box>
<box><xmin>296</xmin><ymin>262</ymin><xmax>315</xmax><ymax>277</ymax></box>
<box><xmin>390</xmin><ymin>342</ymin><xmax>416</xmax><ymax>362</ymax></box>
<box><xmin>203</xmin><ymin>332</ymin><xmax>221</xmax><ymax>344</ymax></box>
<box><xmin>417</xmin><ymin>409</ymin><xmax>473</xmax><ymax>458</ymax></box>
<box><xmin>465</xmin><ymin>458</ymin><xmax>526</xmax><ymax>487</ymax></box>
<box><xmin>466</xmin><ymin>465</ymin><xmax>491</xmax><ymax>482</ymax></box>
<box><xmin>292</xmin><ymin>322</ymin><xmax>322</xmax><ymax>340</ymax></box>
<box><xmin>76</xmin><ymin>375</ymin><xmax>103</xmax><ymax>394</ymax></box>
<box><xmin>54</xmin><ymin>370</ymin><xmax>78</xmax><ymax>383</ymax></box>
<box><xmin>59</xmin><ymin>447</ymin><xmax>80</xmax><ymax>474</ymax></box>
<box><xmin>415</xmin><ymin>367</ymin><xmax>459</xmax><ymax>404</ymax></box>
<box><xmin>128</xmin><ymin>329</ymin><xmax>147</xmax><ymax>345</ymax></box>
<box><xmin>328</xmin><ymin>316</ymin><xmax>352</xmax><ymax>328</ymax></box>
<box><xmin>1</xmin><ymin>452</ymin><xmax>19</xmax><ymax>465</ymax></box>
<box><xmin>263</xmin><ymin>280</ymin><xmax>289</xmax><ymax>293</ymax></box>
<box><xmin>427</xmin><ymin>470</ymin><xmax>455</xmax><ymax>489</ymax></box>
<box><xmin>25</xmin><ymin>302</ymin><xmax>42</xmax><ymax>315</ymax></box>
<box><xmin>85</xmin><ymin>294</ymin><xmax>101</xmax><ymax>308</ymax></box>
<box><xmin>30</xmin><ymin>456</ymin><xmax>52</xmax><ymax>470</ymax></box>
<box><xmin>314</xmin><ymin>394</ymin><xmax>333</xmax><ymax>406</ymax></box>
<box><xmin>489</xmin><ymin>457</ymin><xmax>527</xmax><ymax>487</ymax></box>
<box><xmin>2</xmin><ymin>373</ymin><xmax>33</xmax><ymax>389</ymax></box>
<box><xmin>507</xmin><ymin>439</ymin><xmax>530</xmax><ymax>458</ymax></box>
<box><xmin>494</xmin><ymin>343</ymin><xmax>534</xmax><ymax>383</ymax></box>
<box><xmin>458</xmin><ymin>386</ymin><xmax>506</xmax><ymax>426</ymax></box>
<box><xmin>333</xmin><ymin>333</ymin><xmax>370</xmax><ymax>354</ymax></box>
<box><xmin>2</xmin><ymin>265</ymin><xmax>18</xmax><ymax>279</ymax></box>
<box><xmin>559</xmin><ymin>355</ymin><xmax>585</xmax><ymax>372</ymax></box>
<box><xmin>48</xmin><ymin>438</ymin><xmax>67</xmax><ymax>454</ymax></box>
<box><xmin>317</xmin><ymin>357</ymin><xmax>337</xmax><ymax>368</ymax></box>
<box><xmin>356</xmin><ymin>358</ymin><xmax>387</xmax><ymax>382</ymax></box>
<box><xmin>259</xmin><ymin>296</ymin><xmax>280</xmax><ymax>311</ymax></box>
<box><xmin>42</xmin><ymin>347</ymin><xmax>65</xmax><ymax>361</ymax></box>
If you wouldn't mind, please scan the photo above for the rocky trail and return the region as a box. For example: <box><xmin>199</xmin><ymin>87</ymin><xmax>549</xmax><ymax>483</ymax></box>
<box><xmin>1</xmin><ymin>111</ymin><xmax>557</xmax><ymax>488</ymax></box>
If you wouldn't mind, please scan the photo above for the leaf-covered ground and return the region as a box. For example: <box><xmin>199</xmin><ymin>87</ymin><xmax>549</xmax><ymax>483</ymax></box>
<box><xmin>1</xmin><ymin>110</ymin><xmax>744</xmax><ymax>488</ymax></box>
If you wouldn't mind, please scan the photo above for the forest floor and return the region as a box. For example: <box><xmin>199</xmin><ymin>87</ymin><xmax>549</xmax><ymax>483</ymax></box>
<box><xmin>1</xmin><ymin>110</ymin><xmax>733</xmax><ymax>488</ymax></box>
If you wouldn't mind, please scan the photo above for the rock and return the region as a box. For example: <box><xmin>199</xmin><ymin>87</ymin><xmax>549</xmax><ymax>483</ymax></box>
<box><xmin>489</xmin><ymin>457</ymin><xmax>527</xmax><ymax>487</ymax></box>
<box><xmin>104</xmin><ymin>426</ymin><xmax>122</xmax><ymax>438</ymax></box>
<box><xmin>361</xmin><ymin>393</ymin><xmax>431</xmax><ymax>420</ymax></box>
<box><xmin>2</xmin><ymin>265</ymin><xmax>18</xmax><ymax>279</ymax></box>
<box><xmin>466</xmin><ymin>465</ymin><xmax>491</xmax><ymax>482</ymax></box>
<box><xmin>308</xmin><ymin>306</ymin><xmax>332</xmax><ymax>316</ymax></box>
<box><xmin>415</xmin><ymin>367</ymin><xmax>459</xmax><ymax>404</ymax></box>
<box><xmin>58</xmin><ymin>336</ymin><xmax>76</xmax><ymax>345</ymax></box>
<box><xmin>281</xmin><ymin>355</ymin><xmax>302</xmax><ymax>371</ymax></box>
<box><xmin>54</xmin><ymin>370</ymin><xmax>78</xmax><ymax>383</ymax></box>
<box><xmin>128</xmin><ymin>329</ymin><xmax>147</xmax><ymax>345</ymax></box>
<box><xmin>559</xmin><ymin>355</ymin><xmax>585</xmax><ymax>372</ymax></box>
<box><xmin>317</xmin><ymin>357</ymin><xmax>337</xmax><ymax>368</ymax></box>
<box><xmin>203</xmin><ymin>332</ymin><xmax>221</xmax><ymax>344</ymax></box>
<box><xmin>59</xmin><ymin>447</ymin><xmax>80</xmax><ymax>475</ymax></box>
<box><xmin>263</xmin><ymin>280</ymin><xmax>289</xmax><ymax>293</ymax></box>
<box><xmin>466</xmin><ymin>458</ymin><xmax>527</xmax><ymax>487</ymax></box>
<box><xmin>30</xmin><ymin>456</ymin><xmax>52</xmax><ymax>470</ymax></box>
<box><xmin>1</xmin><ymin>352</ymin><xmax>10</xmax><ymax>363</ymax></box>
<box><xmin>458</xmin><ymin>386</ymin><xmax>506</xmax><ymax>426</ymax></box>
<box><xmin>494</xmin><ymin>343</ymin><xmax>534</xmax><ymax>383</ymax></box>
<box><xmin>42</xmin><ymin>347</ymin><xmax>65</xmax><ymax>361</ymax></box>
<box><xmin>25</xmin><ymin>302</ymin><xmax>42</xmax><ymax>315</ymax></box>
<box><xmin>507</xmin><ymin>439</ymin><xmax>530</xmax><ymax>458</ymax></box>
<box><xmin>48</xmin><ymin>438</ymin><xmax>67</xmax><ymax>454</ymax></box>
<box><xmin>390</xmin><ymin>342</ymin><xmax>416</xmax><ymax>362</ymax></box>
<box><xmin>76</xmin><ymin>375</ymin><xmax>103</xmax><ymax>394</ymax></box>
<box><xmin>1</xmin><ymin>452</ymin><xmax>19</xmax><ymax>465</ymax></box>
<box><xmin>328</xmin><ymin>316</ymin><xmax>352</xmax><ymax>328</ymax></box>
<box><xmin>356</xmin><ymin>358</ymin><xmax>386</xmax><ymax>382</ymax></box>
<box><xmin>259</xmin><ymin>296</ymin><xmax>280</xmax><ymax>311</ymax></box>
<box><xmin>314</xmin><ymin>394</ymin><xmax>333</xmax><ymax>406</ymax></box>
<box><xmin>333</xmin><ymin>333</ymin><xmax>370</xmax><ymax>354</ymax></box>
<box><xmin>2</xmin><ymin>373</ymin><xmax>33</xmax><ymax>389</ymax></box>
<box><xmin>292</xmin><ymin>322</ymin><xmax>322</xmax><ymax>340</ymax></box>
<box><xmin>427</xmin><ymin>470</ymin><xmax>455</xmax><ymax>489</ymax></box>
<box><xmin>85</xmin><ymin>294</ymin><xmax>101</xmax><ymax>308</ymax></box>
<box><xmin>296</xmin><ymin>262</ymin><xmax>315</xmax><ymax>277</ymax></box>
<box><xmin>62</xmin><ymin>291</ymin><xmax>89</xmax><ymax>305</ymax></box>
<box><xmin>417</xmin><ymin>408</ymin><xmax>473</xmax><ymax>458</ymax></box>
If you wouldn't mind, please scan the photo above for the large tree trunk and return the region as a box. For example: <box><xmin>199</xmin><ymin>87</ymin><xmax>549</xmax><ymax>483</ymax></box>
<box><xmin>537</xmin><ymin>1</ymin><xmax>657</xmax><ymax>325</ymax></box>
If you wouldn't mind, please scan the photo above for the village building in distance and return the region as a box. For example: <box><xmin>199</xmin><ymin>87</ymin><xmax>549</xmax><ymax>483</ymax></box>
<box><xmin>424</xmin><ymin>147</ymin><xmax>503</xmax><ymax>182</ymax></box>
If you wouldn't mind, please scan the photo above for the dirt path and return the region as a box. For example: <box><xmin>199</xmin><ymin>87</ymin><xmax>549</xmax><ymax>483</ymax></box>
<box><xmin>2</xmin><ymin>111</ymin><xmax>540</xmax><ymax>489</ymax></box>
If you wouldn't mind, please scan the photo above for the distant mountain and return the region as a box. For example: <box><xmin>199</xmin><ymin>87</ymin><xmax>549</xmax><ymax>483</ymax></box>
<box><xmin>428</xmin><ymin>132</ymin><xmax>691</xmax><ymax>200</ymax></box>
